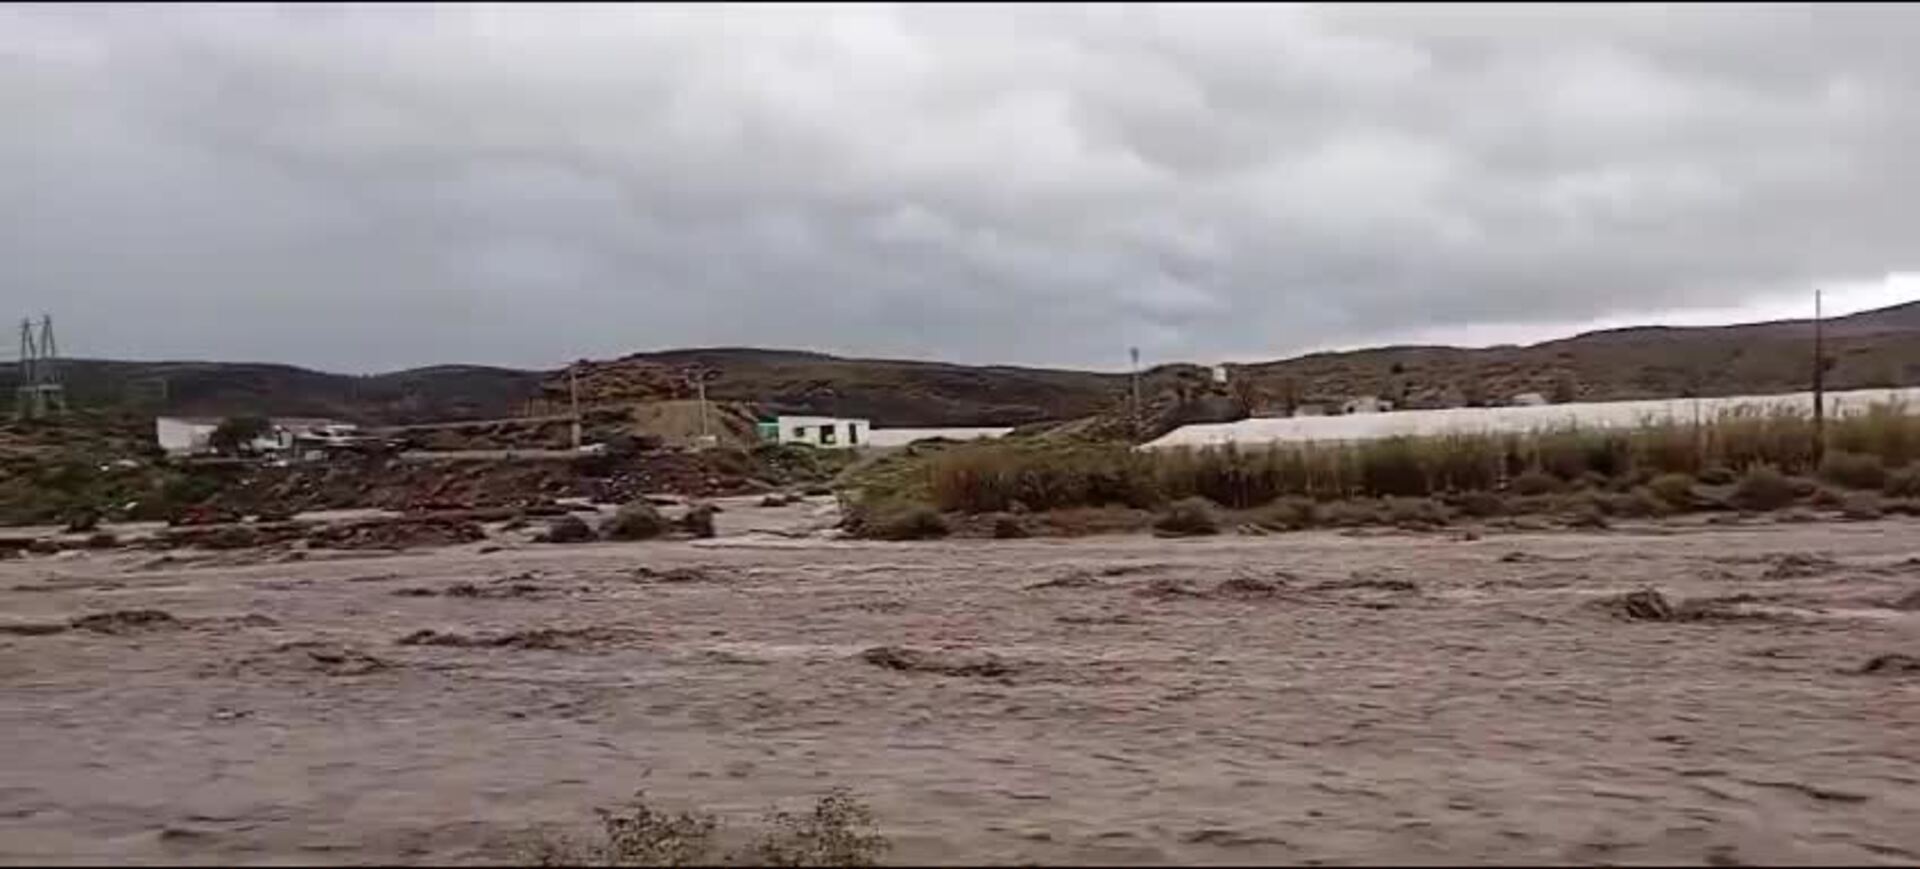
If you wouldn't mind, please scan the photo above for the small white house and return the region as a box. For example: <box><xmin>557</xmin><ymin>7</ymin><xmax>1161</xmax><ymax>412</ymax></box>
<box><xmin>156</xmin><ymin>417</ymin><xmax>222</xmax><ymax>456</ymax></box>
<box><xmin>757</xmin><ymin>415</ymin><xmax>871</xmax><ymax>450</ymax></box>
<box><xmin>155</xmin><ymin>416</ymin><xmax>357</xmax><ymax>457</ymax></box>
<box><xmin>1510</xmin><ymin>392</ymin><xmax>1550</xmax><ymax>407</ymax></box>
<box><xmin>1341</xmin><ymin>395</ymin><xmax>1395</xmax><ymax>415</ymax></box>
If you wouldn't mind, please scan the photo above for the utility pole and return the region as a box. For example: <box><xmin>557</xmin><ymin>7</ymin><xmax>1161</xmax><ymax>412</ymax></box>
<box><xmin>568</xmin><ymin>361</ymin><xmax>582</xmax><ymax>450</ymax></box>
<box><xmin>14</xmin><ymin>314</ymin><xmax>66</xmax><ymax>420</ymax></box>
<box><xmin>1812</xmin><ymin>289</ymin><xmax>1827</xmax><ymax>466</ymax></box>
<box><xmin>1128</xmin><ymin>346</ymin><xmax>1142</xmax><ymax>442</ymax></box>
<box><xmin>684</xmin><ymin>365</ymin><xmax>717</xmax><ymax>445</ymax></box>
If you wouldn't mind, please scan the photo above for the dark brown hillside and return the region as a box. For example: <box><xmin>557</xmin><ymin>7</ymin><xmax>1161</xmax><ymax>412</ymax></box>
<box><xmin>7</xmin><ymin>300</ymin><xmax>1917</xmax><ymax>429</ymax></box>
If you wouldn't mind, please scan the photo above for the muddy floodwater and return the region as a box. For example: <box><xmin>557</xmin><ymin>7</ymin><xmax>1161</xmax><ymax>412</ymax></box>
<box><xmin>3</xmin><ymin>512</ymin><xmax>1919</xmax><ymax>865</ymax></box>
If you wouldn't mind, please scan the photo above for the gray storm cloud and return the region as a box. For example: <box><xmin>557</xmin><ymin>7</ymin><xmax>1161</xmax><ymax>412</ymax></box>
<box><xmin>2</xmin><ymin>3</ymin><xmax>1916</xmax><ymax>372</ymax></box>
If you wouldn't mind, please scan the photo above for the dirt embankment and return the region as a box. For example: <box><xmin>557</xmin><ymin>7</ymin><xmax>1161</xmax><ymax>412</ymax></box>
<box><xmin>181</xmin><ymin>449</ymin><xmax>794</xmax><ymax>518</ymax></box>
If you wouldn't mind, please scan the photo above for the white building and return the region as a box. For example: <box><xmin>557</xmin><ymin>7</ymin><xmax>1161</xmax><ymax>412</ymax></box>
<box><xmin>155</xmin><ymin>417</ymin><xmax>222</xmax><ymax>456</ymax></box>
<box><xmin>1511</xmin><ymin>392</ymin><xmax>1550</xmax><ymax>407</ymax></box>
<box><xmin>757</xmin><ymin>415</ymin><xmax>872</xmax><ymax>449</ymax></box>
<box><xmin>155</xmin><ymin>416</ymin><xmax>358</xmax><ymax>457</ymax></box>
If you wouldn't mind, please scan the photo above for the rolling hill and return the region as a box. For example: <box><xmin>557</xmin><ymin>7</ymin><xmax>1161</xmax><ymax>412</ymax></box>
<box><xmin>4</xmin><ymin>300</ymin><xmax>1916</xmax><ymax>431</ymax></box>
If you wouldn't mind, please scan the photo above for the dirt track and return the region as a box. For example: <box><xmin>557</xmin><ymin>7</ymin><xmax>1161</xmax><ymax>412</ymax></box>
<box><xmin>3</xmin><ymin>514</ymin><xmax>1919</xmax><ymax>865</ymax></box>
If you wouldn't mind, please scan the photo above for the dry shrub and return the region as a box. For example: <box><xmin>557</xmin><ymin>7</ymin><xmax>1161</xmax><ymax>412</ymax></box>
<box><xmin>1842</xmin><ymin>492</ymin><xmax>1884</xmax><ymax>521</ymax></box>
<box><xmin>680</xmin><ymin>503</ymin><xmax>717</xmax><ymax>539</ymax></box>
<box><xmin>526</xmin><ymin>794</ymin><xmax>718</xmax><ymax>867</ymax></box>
<box><xmin>1731</xmin><ymin>465</ymin><xmax>1798</xmax><ymax>511</ymax></box>
<box><xmin>1596</xmin><ymin>487</ymin><xmax>1670</xmax><ymax>518</ymax></box>
<box><xmin>1153</xmin><ymin>497</ymin><xmax>1221</xmax><ymax>536</ymax></box>
<box><xmin>746</xmin><ymin>788</ymin><xmax>891</xmax><ymax>867</ymax></box>
<box><xmin>1384</xmin><ymin>496</ymin><xmax>1451</xmax><ymax>527</ymax></box>
<box><xmin>1884</xmin><ymin>497</ymin><xmax>1920</xmax><ymax>517</ymax></box>
<box><xmin>847</xmin><ymin>501</ymin><xmax>950</xmax><ymax>541</ymax></box>
<box><xmin>1648</xmin><ymin>473</ymin><xmax>1696</xmax><ymax>507</ymax></box>
<box><xmin>846</xmin><ymin>400</ymin><xmax>1920</xmax><ymax>522</ymax></box>
<box><xmin>989</xmin><ymin>514</ymin><xmax>1028</xmax><ymax>539</ymax></box>
<box><xmin>601</xmin><ymin>502</ymin><xmax>668</xmax><ymax>541</ymax></box>
<box><xmin>542</xmin><ymin>515</ymin><xmax>596</xmax><ymax>544</ymax></box>
<box><xmin>930</xmin><ymin>441</ymin><xmax>1158</xmax><ymax>513</ymax></box>
<box><xmin>1321</xmin><ymin>498</ymin><xmax>1388</xmax><ymax>527</ymax></box>
<box><xmin>1884</xmin><ymin>466</ymin><xmax>1920</xmax><ymax>498</ymax></box>
<box><xmin>1697</xmin><ymin>465</ymin><xmax>1738</xmax><ymax>486</ymax></box>
<box><xmin>1509</xmin><ymin>469</ymin><xmax>1561</xmax><ymax>496</ymax></box>
<box><xmin>1034</xmin><ymin>506</ymin><xmax>1154</xmax><ymax>536</ymax></box>
<box><xmin>1820</xmin><ymin>451</ymin><xmax>1888</xmax><ymax>490</ymax></box>
<box><xmin>1564</xmin><ymin>503</ymin><xmax>1610</xmax><ymax>529</ymax></box>
<box><xmin>1249</xmin><ymin>496</ymin><xmax>1318</xmax><ymax>530</ymax></box>
<box><xmin>1829</xmin><ymin>401</ymin><xmax>1920</xmax><ymax>467</ymax></box>
<box><xmin>524</xmin><ymin>789</ymin><xmax>886</xmax><ymax>868</ymax></box>
<box><xmin>1448</xmin><ymin>489</ymin><xmax>1507</xmax><ymax>518</ymax></box>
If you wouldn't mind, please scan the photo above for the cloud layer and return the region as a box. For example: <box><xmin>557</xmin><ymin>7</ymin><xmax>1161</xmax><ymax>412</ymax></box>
<box><xmin>5</xmin><ymin>3</ymin><xmax>1917</xmax><ymax>371</ymax></box>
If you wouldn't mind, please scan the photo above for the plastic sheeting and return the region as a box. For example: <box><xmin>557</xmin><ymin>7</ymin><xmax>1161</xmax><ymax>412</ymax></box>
<box><xmin>1143</xmin><ymin>387</ymin><xmax>1920</xmax><ymax>450</ymax></box>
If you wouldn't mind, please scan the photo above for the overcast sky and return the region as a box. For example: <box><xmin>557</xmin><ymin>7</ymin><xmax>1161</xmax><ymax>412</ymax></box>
<box><xmin>5</xmin><ymin>3</ymin><xmax>1917</xmax><ymax>373</ymax></box>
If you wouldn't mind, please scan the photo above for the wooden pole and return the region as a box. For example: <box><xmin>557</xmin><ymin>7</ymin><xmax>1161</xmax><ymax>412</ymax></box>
<box><xmin>1812</xmin><ymin>289</ymin><xmax>1826</xmax><ymax>467</ymax></box>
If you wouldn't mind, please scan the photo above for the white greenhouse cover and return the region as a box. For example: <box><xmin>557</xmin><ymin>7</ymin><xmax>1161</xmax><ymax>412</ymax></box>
<box><xmin>1144</xmin><ymin>387</ymin><xmax>1920</xmax><ymax>450</ymax></box>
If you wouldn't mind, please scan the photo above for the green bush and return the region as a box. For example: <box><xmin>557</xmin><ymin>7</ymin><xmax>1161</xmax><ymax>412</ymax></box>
<box><xmin>1152</xmin><ymin>497</ymin><xmax>1221</xmax><ymax>536</ymax></box>
<box><xmin>1731</xmin><ymin>465</ymin><xmax>1798</xmax><ymax>511</ymax></box>
<box><xmin>1819</xmin><ymin>451</ymin><xmax>1888</xmax><ymax>490</ymax></box>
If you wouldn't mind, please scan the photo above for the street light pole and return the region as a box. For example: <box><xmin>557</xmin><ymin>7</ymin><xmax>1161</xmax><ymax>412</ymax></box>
<box><xmin>697</xmin><ymin>375</ymin><xmax>710</xmax><ymax>440</ymax></box>
<box><xmin>684</xmin><ymin>365</ymin><xmax>716</xmax><ymax>446</ymax></box>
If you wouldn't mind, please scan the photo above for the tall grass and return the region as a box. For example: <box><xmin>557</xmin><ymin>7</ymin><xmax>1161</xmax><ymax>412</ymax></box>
<box><xmin>908</xmin><ymin>402</ymin><xmax>1920</xmax><ymax>513</ymax></box>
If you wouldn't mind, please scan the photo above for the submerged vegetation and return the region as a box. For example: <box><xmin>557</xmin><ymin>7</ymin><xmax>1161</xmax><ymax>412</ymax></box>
<box><xmin>521</xmin><ymin>788</ymin><xmax>888</xmax><ymax>868</ymax></box>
